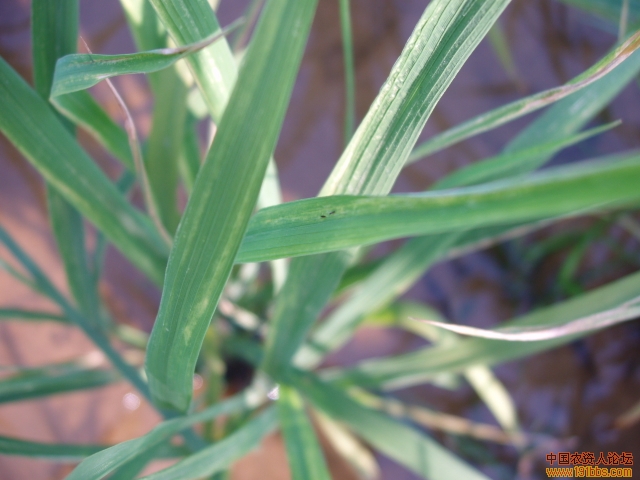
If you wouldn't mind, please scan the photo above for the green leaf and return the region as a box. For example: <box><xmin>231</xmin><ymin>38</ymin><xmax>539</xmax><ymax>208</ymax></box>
<box><xmin>238</xmin><ymin>156</ymin><xmax>640</xmax><ymax>263</ymax></box>
<box><xmin>106</xmin><ymin>443</ymin><xmax>166</xmax><ymax>480</ymax></box>
<box><xmin>0</xmin><ymin>225</ymin><xmax>152</xmax><ymax>400</ymax></box>
<box><xmin>145</xmin><ymin>67</ymin><xmax>188</xmax><ymax>233</ymax></box>
<box><xmin>0</xmin><ymin>309</ymin><xmax>68</xmax><ymax>323</ymax></box>
<box><xmin>557</xmin><ymin>0</ymin><xmax>640</xmax><ymax>27</ymax></box>
<box><xmin>50</xmin><ymin>24</ymin><xmax>239</xmax><ymax>97</ymax></box>
<box><xmin>339</xmin><ymin>0</ymin><xmax>356</xmax><ymax>145</ymax></box>
<box><xmin>257</xmin><ymin>158</ymin><xmax>289</xmax><ymax>292</ymax></box>
<box><xmin>408</xmin><ymin>31</ymin><xmax>640</xmax><ymax>163</ymax></box>
<box><xmin>298</xmin><ymin>43</ymin><xmax>640</xmax><ymax>368</ymax></box>
<box><xmin>331</xmin><ymin>269</ymin><xmax>640</xmax><ymax>391</ymax></box>
<box><xmin>67</xmin><ymin>390</ymin><xmax>260</xmax><ymax>480</ymax></box>
<box><xmin>148</xmin><ymin>0</ymin><xmax>237</xmax><ymax>121</ymax></box>
<box><xmin>52</xmin><ymin>91</ymin><xmax>133</xmax><ymax>169</ymax></box>
<box><xmin>0</xmin><ymin>364</ymin><xmax>118</xmax><ymax>404</ymax></box>
<box><xmin>145</xmin><ymin>70</ymin><xmax>187</xmax><ymax>233</ymax></box>
<box><xmin>145</xmin><ymin>0</ymin><xmax>318</xmax><ymax>413</ymax></box>
<box><xmin>31</xmin><ymin>0</ymin><xmax>78</xmax><ymax>101</ymax></box>
<box><xmin>139</xmin><ymin>408</ymin><xmax>277</xmax><ymax>480</ymax></box>
<box><xmin>0</xmin><ymin>437</ymin><xmax>107</xmax><ymax>461</ymax></box>
<box><xmin>296</xmin><ymin>234</ymin><xmax>460</xmax><ymax>368</ymax></box>
<box><xmin>119</xmin><ymin>0</ymin><xmax>191</xmax><ymax>234</ymax></box>
<box><xmin>262</xmin><ymin>0</ymin><xmax>513</xmax><ymax>376</ymax></box>
<box><xmin>146</xmin><ymin>0</ymin><xmax>286</xmax><ymax>212</ymax></box>
<box><xmin>321</xmin><ymin>0</ymin><xmax>513</xmax><ymax>198</ymax></box>
<box><xmin>486</xmin><ymin>21</ymin><xmax>519</xmax><ymax>84</ymax></box>
<box><xmin>146</xmin><ymin>0</ymin><xmax>288</xmax><ymax>262</ymax></box>
<box><xmin>0</xmin><ymin>436</ymin><xmax>186</xmax><ymax>461</ymax></box>
<box><xmin>32</xmin><ymin>0</ymin><xmax>108</xmax><ymax>329</ymax></box>
<box><xmin>0</xmin><ymin>58</ymin><xmax>169</xmax><ymax>284</ymax></box>
<box><xmin>291</xmin><ymin>371</ymin><xmax>490</xmax><ymax>480</ymax></box>
<box><xmin>277</xmin><ymin>385</ymin><xmax>331</xmax><ymax>480</ymax></box>
<box><xmin>177</xmin><ymin>112</ymin><xmax>202</xmax><ymax>194</ymax></box>
<box><xmin>417</xmin><ymin>295</ymin><xmax>640</xmax><ymax>341</ymax></box>
<box><xmin>119</xmin><ymin>0</ymin><xmax>167</xmax><ymax>57</ymax></box>
<box><xmin>432</xmin><ymin>121</ymin><xmax>619</xmax><ymax>190</ymax></box>
<box><xmin>47</xmin><ymin>189</ymin><xmax>105</xmax><ymax>328</ymax></box>
<box><xmin>314</xmin><ymin>411</ymin><xmax>380</xmax><ymax>480</ymax></box>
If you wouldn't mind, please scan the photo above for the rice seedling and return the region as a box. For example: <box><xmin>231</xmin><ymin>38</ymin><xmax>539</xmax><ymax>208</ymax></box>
<box><xmin>0</xmin><ymin>0</ymin><xmax>639</xmax><ymax>478</ymax></box>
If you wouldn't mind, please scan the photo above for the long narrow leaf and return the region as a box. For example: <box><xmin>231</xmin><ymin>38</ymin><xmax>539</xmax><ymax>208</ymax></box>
<box><xmin>408</xmin><ymin>31</ymin><xmax>640</xmax><ymax>163</ymax></box>
<box><xmin>0</xmin><ymin>365</ymin><xmax>118</xmax><ymax>404</ymax></box>
<box><xmin>0</xmin><ymin>435</ymin><xmax>186</xmax><ymax>461</ymax></box>
<box><xmin>296</xmin><ymin>234</ymin><xmax>459</xmax><ymax>368</ymax></box>
<box><xmin>302</xmin><ymin>42</ymin><xmax>640</xmax><ymax>364</ymax></box>
<box><xmin>140</xmin><ymin>408</ymin><xmax>277</xmax><ymax>480</ymax></box>
<box><xmin>147</xmin><ymin>0</ymin><xmax>286</xmax><ymax>264</ymax></box>
<box><xmin>331</xmin><ymin>270</ymin><xmax>640</xmax><ymax>390</ymax></box>
<box><xmin>148</xmin><ymin>0</ymin><xmax>237</xmax><ymax>120</ymax></box>
<box><xmin>47</xmin><ymin>190</ymin><xmax>105</xmax><ymax>327</ymax></box>
<box><xmin>416</xmin><ymin>296</ymin><xmax>640</xmax><ymax>341</ymax></box>
<box><xmin>32</xmin><ymin>0</ymin><xmax>108</xmax><ymax>330</ymax></box>
<box><xmin>432</xmin><ymin>121</ymin><xmax>619</xmax><ymax>190</ymax></box>
<box><xmin>0</xmin><ymin>58</ymin><xmax>169</xmax><ymax>284</ymax></box>
<box><xmin>50</xmin><ymin>24</ymin><xmax>239</xmax><ymax>97</ymax></box>
<box><xmin>146</xmin><ymin>0</ymin><xmax>286</xmax><ymax>206</ymax></box>
<box><xmin>0</xmin><ymin>437</ymin><xmax>107</xmax><ymax>461</ymax></box>
<box><xmin>557</xmin><ymin>0</ymin><xmax>640</xmax><ymax>27</ymax></box>
<box><xmin>119</xmin><ymin>0</ymin><xmax>188</xmax><ymax>234</ymax></box>
<box><xmin>262</xmin><ymin>0</ymin><xmax>513</xmax><ymax>376</ymax></box>
<box><xmin>67</xmin><ymin>390</ymin><xmax>261</xmax><ymax>480</ymax></box>
<box><xmin>291</xmin><ymin>371</ymin><xmax>490</xmax><ymax>480</ymax></box>
<box><xmin>238</xmin><ymin>155</ymin><xmax>640</xmax><ymax>263</ymax></box>
<box><xmin>339</xmin><ymin>0</ymin><xmax>356</xmax><ymax>144</ymax></box>
<box><xmin>52</xmin><ymin>91</ymin><xmax>133</xmax><ymax>169</ymax></box>
<box><xmin>144</xmin><ymin>67</ymin><xmax>187</xmax><ymax>233</ymax></box>
<box><xmin>0</xmin><ymin>309</ymin><xmax>68</xmax><ymax>323</ymax></box>
<box><xmin>145</xmin><ymin>0</ymin><xmax>318</xmax><ymax>413</ymax></box>
<box><xmin>277</xmin><ymin>385</ymin><xmax>331</xmax><ymax>480</ymax></box>
<box><xmin>0</xmin><ymin>225</ymin><xmax>151</xmax><ymax>399</ymax></box>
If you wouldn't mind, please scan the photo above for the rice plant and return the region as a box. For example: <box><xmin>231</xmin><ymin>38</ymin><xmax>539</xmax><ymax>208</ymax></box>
<box><xmin>1</xmin><ymin>0</ymin><xmax>639</xmax><ymax>478</ymax></box>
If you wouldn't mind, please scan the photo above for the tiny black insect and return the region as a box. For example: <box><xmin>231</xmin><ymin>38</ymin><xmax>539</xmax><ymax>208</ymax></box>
<box><xmin>329</xmin><ymin>210</ymin><xmax>335</xmax><ymax>215</ymax></box>
<box><xmin>320</xmin><ymin>210</ymin><xmax>336</xmax><ymax>219</ymax></box>
<box><xmin>320</xmin><ymin>215</ymin><xmax>326</xmax><ymax>218</ymax></box>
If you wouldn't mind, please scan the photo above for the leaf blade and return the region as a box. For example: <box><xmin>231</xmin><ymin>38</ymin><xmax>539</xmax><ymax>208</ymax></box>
<box><xmin>332</xmin><ymin>270</ymin><xmax>640</xmax><ymax>391</ymax></box>
<box><xmin>292</xmin><ymin>371</ymin><xmax>490</xmax><ymax>480</ymax></box>
<box><xmin>262</xmin><ymin>0</ymin><xmax>513</xmax><ymax>375</ymax></box>
<box><xmin>145</xmin><ymin>0</ymin><xmax>318</xmax><ymax>413</ymax></box>
<box><xmin>239</xmin><ymin>155</ymin><xmax>640</xmax><ymax>263</ymax></box>
<box><xmin>52</xmin><ymin>91</ymin><xmax>133</xmax><ymax>169</ymax></box>
<box><xmin>277</xmin><ymin>385</ymin><xmax>332</xmax><ymax>480</ymax></box>
<box><xmin>0</xmin><ymin>365</ymin><xmax>118</xmax><ymax>404</ymax></box>
<box><xmin>408</xmin><ymin>31</ymin><xmax>640</xmax><ymax>162</ymax></box>
<box><xmin>0</xmin><ymin>58</ymin><xmax>169</xmax><ymax>284</ymax></box>
<box><xmin>416</xmin><ymin>296</ymin><xmax>640</xmax><ymax>341</ymax></box>
<box><xmin>50</xmin><ymin>25</ymin><xmax>239</xmax><ymax>97</ymax></box>
<box><xmin>140</xmin><ymin>408</ymin><xmax>277</xmax><ymax>480</ymax></box>
<box><xmin>67</xmin><ymin>391</ymin><xmax>260</xmax><ymax>480</ymax></box>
